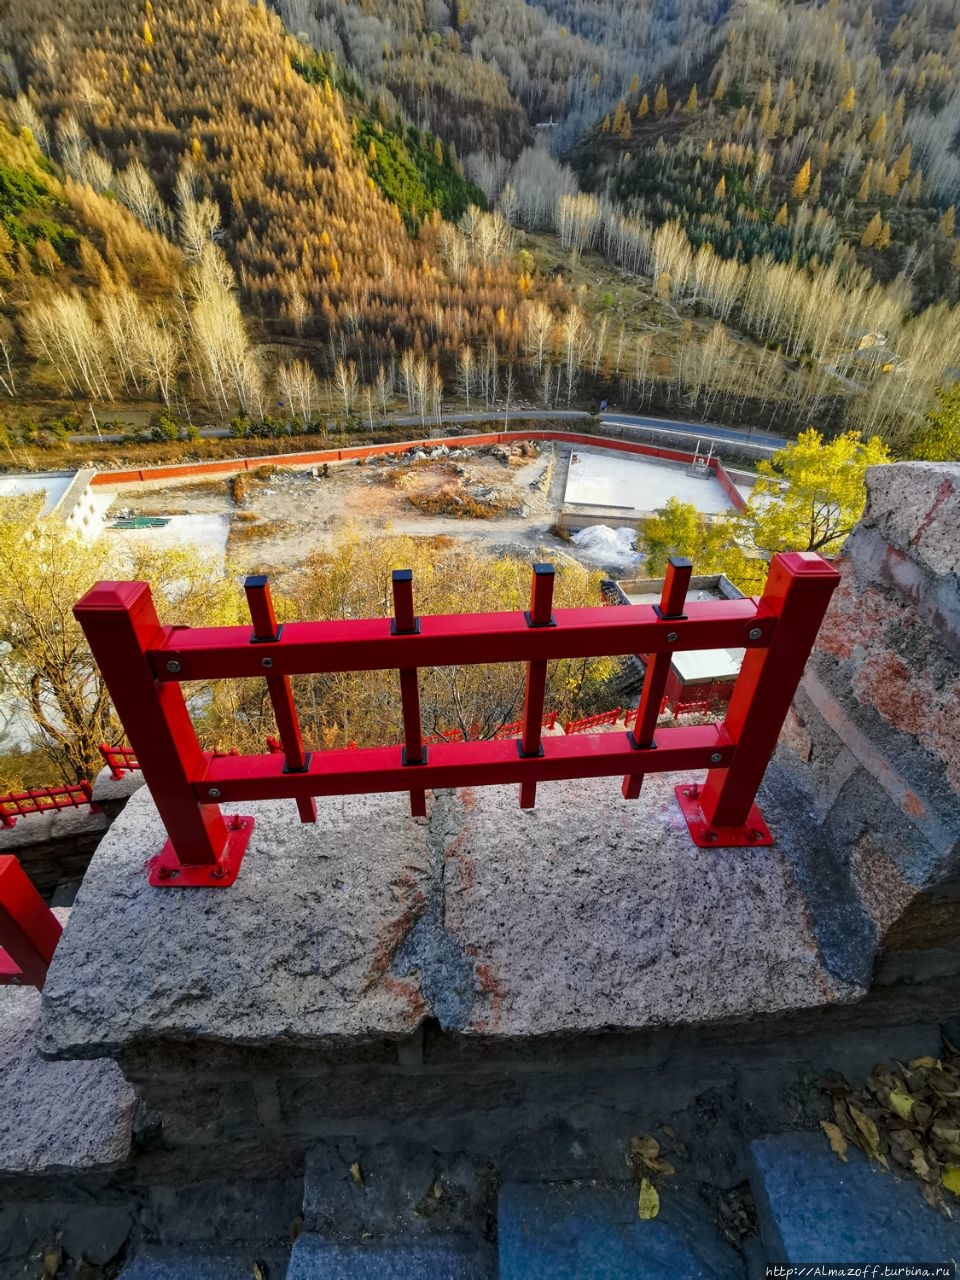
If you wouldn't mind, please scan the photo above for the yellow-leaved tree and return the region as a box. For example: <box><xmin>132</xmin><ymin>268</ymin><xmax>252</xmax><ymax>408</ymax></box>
<box><xmin>640</xmin><ymin>430</ymin><xmax>890</xmax><ymax>594</ymax></box>
<box><xmin>0</xmin><ymin>496</ymin><xmax>244</xmax><ymax>785</ymax></box>
<box><xmin>743</xmin><ymin>428</ymin><xmax>890</xmax><ymax>555</ymax></box>
<box><xmin>211</xmin><ymin>532</ymin><xmax>616</xmax><ymax>751</ymax></box>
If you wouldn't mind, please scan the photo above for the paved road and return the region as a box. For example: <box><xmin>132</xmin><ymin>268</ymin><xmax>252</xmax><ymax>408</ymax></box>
<box><xmin>70</xmin><ymin>408</ymin><xmax>786</xmax><ymax>450</ymax></box>
<box><xmin>601</xmin><ymin>412</ymin><xmax>786</xmax><ymax>450</ymax></box>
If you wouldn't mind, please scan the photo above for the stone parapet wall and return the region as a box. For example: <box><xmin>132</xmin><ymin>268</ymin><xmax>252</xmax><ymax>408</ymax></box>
<box><xmin>779</xmin><ymin>462</ymin><xmax>959</xmax><ymax>962</ymax></box>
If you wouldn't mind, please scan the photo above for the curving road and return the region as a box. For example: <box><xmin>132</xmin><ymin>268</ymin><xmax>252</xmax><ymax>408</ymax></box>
<box><xmin>70</xmin><ymin>408</ymin><xmax>787</xmax><ymax>451</ymax></box>
<box><xmin>600</xmin><ymin>412</ymin><xmax>786</xmax><ymax>450</ymax></box>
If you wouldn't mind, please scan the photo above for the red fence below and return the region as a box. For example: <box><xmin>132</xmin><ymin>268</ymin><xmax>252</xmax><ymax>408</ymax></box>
<box><xmin>0</xmin><ymin>782</ymin><xmax>99</xmax><ymax>829</ymax></box>
<box><xmin>87</xmin><ymin>429</ymin><xmax>756</xmax><ymax>507</ymax></box>
<box><xmin>99</xmin><ymin>742</ymin><xmax>139</xmax><ymax>779</ymax></box>
<box><xmin>74</xmin><ymin>550</ymin><xmax>840</xmax><ymax>887</ymax></box>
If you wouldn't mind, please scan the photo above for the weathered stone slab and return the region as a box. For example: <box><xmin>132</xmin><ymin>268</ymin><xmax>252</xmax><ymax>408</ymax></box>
<box><xmin>40</xmin><ymin>790</ymin><xmax>433</xmax><ymax>1058</ymax></box>
<box><xmin>750</xmin><ymin>1132</ymin><xmax>960</xmax><ymax>1263</ymax></box>
<box><xmin>286</xmin><ymin>1234</ymin><xmax>494</xmax><ymax>1280</ymax></box>
<box><xmin>40</xmin><ymin>772</ymin><xmax>860</xmax><ymax>1060</ymax></box>
<box><xmin>433</xmin><ymin>775</ymin><xmax>859</xmax><ymax>1037</ymax></box>
<box><xmin>497</xmin><ymin>1182</ymin><xmax>742</xmax><ymax>1280</ymax></box>
<box><xmin>40</xmin><ymin>763</ymin><xmax>868</xmax><ymax>1062</ymax></box>
<box><xmin>0</xmin><ymin>985</ymin><xmax>136</xmax><ymax>1173</ymax></box>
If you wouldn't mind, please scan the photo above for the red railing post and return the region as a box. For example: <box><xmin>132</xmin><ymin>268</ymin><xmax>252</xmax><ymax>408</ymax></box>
<box><xmin>519</xmin><ymin>563</ymin><xmax>555</xmax><ymax>809</ymax></box>
<box><xmin>244</xmin><ymin>576</ymin><xmax>317</xmax><ymax>826</ymax></box>
<box><xmin>73</xmin><ymin>582</ymin><xmax>254</xmax><ymax>887</ymax></box>
<box><xmin>622</xmin><ymin>557</ymin><xmax>692</xmax><ymax>800</ymax></box>
<box><xmin>0</xmin><ymin>856</ymin><xmax>62</xmax><ymax>990</ymax></box>
<box><xmin>392</xmin><ymin>570</ymin><xmax>428</xmax><ymax>818</ymax></box>
<box><xmin>676</xmin><ymin>551</ymin><xmax>841</xmax><ymax>845</ymax></box>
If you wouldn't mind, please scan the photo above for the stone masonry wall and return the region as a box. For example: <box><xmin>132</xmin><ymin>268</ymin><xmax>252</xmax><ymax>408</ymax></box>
<box><xmin>779</xmin><ymin>462</ymin><xmax>960</xmax><ymax>970</ymax></box>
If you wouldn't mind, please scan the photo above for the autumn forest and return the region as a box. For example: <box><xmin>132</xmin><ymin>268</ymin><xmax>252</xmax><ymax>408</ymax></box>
<box><xmin>0</xmin><ymin>0</ymin><xmax>957</xmax><ymax>459</ymax></box>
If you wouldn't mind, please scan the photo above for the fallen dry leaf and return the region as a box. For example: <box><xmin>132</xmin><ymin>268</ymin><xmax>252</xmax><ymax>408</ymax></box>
<box><xmin>638</xmin><ymin>1178</ymin><xmax>660</xmax><ymax>1220</ymax></box>
<box><xmin>349</xmin><ymin>1162</ymin><xmax>364</xmax><ymax>1187</ymax></box>
<box><xmin>820</xmin><ymin>1120</ymin><xmax>848</xmax><ymax>1162</ymax></box>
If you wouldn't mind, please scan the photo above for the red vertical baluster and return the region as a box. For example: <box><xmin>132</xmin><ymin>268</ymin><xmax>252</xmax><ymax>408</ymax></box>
<box><xmin>518</xmin><ymin>563</ymin><xmax>555</xmax><ymax>810</ymax></box>
<box><xmin>74</xmin><ymin>581</ymin><xmax>231</xmax><ymax>880</ymax></box>
<box><xmin>244</xmin><ymin>576</ymin><xmax>316</xmax><ymax>825</ymax></box>
<box><xmin>0</xmin><ymin>857</ymin><xmax>63</xmax><ymax>991</ymax></box>
<box><xmin>696</xmin><ymin>551</ymin><xmax>840</xmax><ymax>832</ymax></box>
<box><xmin>622</xmin><ymin>557</ymin><xmax>691</xmax><ymax>800</ymax></box>
<box><xmin>392</xmin><ymin>570</ymin><xmax>427</xmax><ymax>818</ymax></box>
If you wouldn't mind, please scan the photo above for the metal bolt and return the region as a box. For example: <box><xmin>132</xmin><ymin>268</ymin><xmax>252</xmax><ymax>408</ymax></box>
<box><xmin>207</xmin><ymin>787</ymin><xmax>221</xmax><ymax>799</ymax></box>
<box><xmin>156</xmin><ymin>864</ymin><xmax>179</xmax><ymax>880</ymax></box>
<box><xmin>261</xmin><ymin>657</ymin><xmax>274</xmax><ymax>668</ymax></box>
<box><xmin>702</xmin><ymin>829</ymin><xmax>718</xmax><ymax>842</ymax></box>
<box><xmin>748</xmin><ymin>828</ymin><xmax>765</xmax><ymax>842</ymax></box>
<box><xmin>229</xmin><ymin>816</ymin><xmax>246</xmax><ymax>831</ymax></box>
<box><xmin>666</xmin><ymin>631</ymin><xmax>678</xmax><ymax>643</ymax></box>
<box><xmin>710</xmin><ymin>752</ymin><xmax>723</xmax><ymax>764</ymax></box>
<box><xmin>166</xmin><ymin>659</ymin><xmax>182</xmax><ymax>673</ymax></box>
<box><xmin>748</xmin><ymin>627</ymin><xmax>763</xmax><ymax>641</ymax></box>
<box><xmin>210</xmin><ymin>865</ymin><xmax>227</xmax><ymax>880</ymax></box>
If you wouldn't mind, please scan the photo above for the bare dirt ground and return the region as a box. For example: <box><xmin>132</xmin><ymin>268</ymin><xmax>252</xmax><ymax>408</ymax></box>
<box><xmin>112</xmin><ymin>442</ymin><xmax>586</xmax><ymax>577</ymax></box>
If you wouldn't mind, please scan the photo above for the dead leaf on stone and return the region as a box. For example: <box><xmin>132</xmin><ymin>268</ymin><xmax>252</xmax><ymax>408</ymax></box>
<box><xmin>819</xmin><ymin>1120</ymin><xmax>848</xmax><ymax>1162</ymax></box>
<box><xmin>909</xmin><ymin>1057</ymin><xmax>941</xmax><ymax>1070</ymax></box>
<box><xmin>42</xmin><ymin>1245</ymin><xmax>62</xmax><ymax>1277</ymax></box>
<box><xmin>252</xmin><ymin>1263</ymin><xmax>267</xmax><ymax>1280</ymax></box>
<box><xmin>638</xmin><ymin>1178</ymin><xmax>660</xmax><ymax>1220</ymax></box>
<box><xmin>942</xmin><ymin>1167</ymin><xmax>960</xmax><ymax>1196</ymax></box>
<box><xmin>630</xmin><ymin>1134</ymin><xmax>661</xmax><ymax>1162</ymax></box>
<box><xmin>832</xmin><ymin>1098</ymin><xmax>857</xmax><ymax>1140</ymax></box>
<box><xmin>889</xmin><ymin>1088</ymin><xmax>914</xmax><ymax>1121</ymax></box>
<box><xmin>911</xmin><ymin>1148</ymin><xmax>937</xmax><ymax>1183</ymax></box>
<box><xmin>849</xmin><ymin>1105</ymin><xmax>883</xmax><ymax>1162</ymax></box>
<box><xmin>349</xmin><ymin>1161</ymin><xmax>364</xmax><ymax>1187</ymax></box>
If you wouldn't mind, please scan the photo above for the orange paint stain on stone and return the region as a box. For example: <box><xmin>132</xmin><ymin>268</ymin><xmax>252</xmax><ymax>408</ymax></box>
<box><xmin>474</xmin><ymin>962</ymin><xmax>505</xmax><ymax>1031</ymax></box>
<box><xmin>382</xmin><ymin>973</ymin><xmax>428</xmax><ymax>1025</ymax></box>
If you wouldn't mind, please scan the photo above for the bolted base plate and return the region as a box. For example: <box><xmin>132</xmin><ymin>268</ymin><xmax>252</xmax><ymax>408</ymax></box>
<box><xmin>675</xmin><ymin>785</ymin><xmax>773</xmax><ymax>848</ymax></box>
<box><xmin>0</xmin><ymin>948</ymin><xmax>22</xmax><ymax>983</ymax></box>
<box><xmin>148</xmin><ymin>817</ymin><xmax>255</xmax><ymax>887</ymax></box>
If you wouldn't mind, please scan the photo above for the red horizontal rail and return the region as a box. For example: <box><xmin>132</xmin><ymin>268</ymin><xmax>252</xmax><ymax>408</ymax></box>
<box><xmin>0</xmin><ymin>782</ymin><xmax>99</xmax><ymax>828</ymax></box>
<box><xmin>196</xmin><ymin>723</ymin><xmax>733</xmax><ymax>802</ymax></box>
<box><xmin>73</xmin><ymin>551</ymin><xmax>841</xmax><ymax>885</ymax></box>
<box><xmin>0</xmin><ymin>856</ymin><xmax>62</xmax><ymax>989</ymax></box>
<box><xmin>144</xmin><ymin>600</ymin><xmax>772</xmax><ymax>682</ymax></box>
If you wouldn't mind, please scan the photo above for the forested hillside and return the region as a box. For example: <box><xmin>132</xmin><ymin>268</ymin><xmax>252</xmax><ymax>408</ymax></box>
<box><xmin>274</xmin><ymin>0</ymin><xmax>726</xmax><ymax>156</ymax></box>
<box><xmin>0</xmin><ymin>0</ymin><xmax>571</xmax><ymax>425</ymax></box>
<box><xmin>0</xmin><ymin>0</ymin><xmax>957</xmax><ymax>459</ymax></box>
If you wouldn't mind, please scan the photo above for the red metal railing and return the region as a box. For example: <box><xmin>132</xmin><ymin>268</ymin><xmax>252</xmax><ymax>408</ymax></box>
<box><xmin>564</xmin><ymin>707</ymin><xmax>623</xmax><ymax>735</ymax></box>
<box><xmin>0</xmin><ymin>857</ymin><xmax>62</xmax><ymax>989</ymax></box>
<box><xmin>99</xmin><ymin>742</ymin><xmax>140</xmax><ymax>779</ymax></box>
<box><xmin>0</xmin><ymin>782</ymin><xmax>100</xmax><ymax>829</ymax></box>
<box><xmin>73</xmin><ymin>552</ymin><xmax>840</xmax><ymax>887</ymax></box>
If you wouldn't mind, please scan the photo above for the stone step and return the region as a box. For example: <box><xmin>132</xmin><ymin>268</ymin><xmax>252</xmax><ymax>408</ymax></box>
<box><xmin>750</xmin><ymin>1132</ymin><xmax>960</xmax><ymax>1263</ymax></box>
<box><xmin>119</xmin><ymin>1245</ymin><xmax>289</xmax><ymax>1278</ymax></box>
<box><xmin>497</xmin><ymin>1182</ymin><xmax>744</xmax><ymax>1280</ymax></box>
<box><xmin>285</xmin><ymin>1233</ymin><xmax>495</xmax><ymax>1279</ymax></box>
